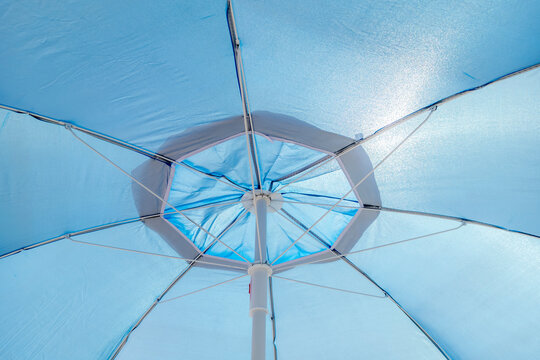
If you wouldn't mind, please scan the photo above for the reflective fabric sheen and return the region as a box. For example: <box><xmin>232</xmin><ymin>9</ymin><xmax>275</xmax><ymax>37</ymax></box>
<box><xmin>0</xmin><ymin>222</ymin><xmax>187</xmax><ymax>360</ymax></box>
<box><xmin>233</xmin><ymin>0</ymin><xmax>540</xmax><ymax>139</ymax></box>
<box><xmin>364</xmin><ymin>67</ymin><xmax>540</xmax><ymax>236</ymax></box>
<box><xmin>0</xmin><ymin>0</ymin><xmax>241</xmax><ymax>151</ymax></box>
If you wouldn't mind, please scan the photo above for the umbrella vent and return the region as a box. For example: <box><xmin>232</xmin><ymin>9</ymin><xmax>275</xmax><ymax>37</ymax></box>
<box><xmin>133</xmin><ymin>112</ymin><xmax>380</xmax><ymax>269</ymax></box>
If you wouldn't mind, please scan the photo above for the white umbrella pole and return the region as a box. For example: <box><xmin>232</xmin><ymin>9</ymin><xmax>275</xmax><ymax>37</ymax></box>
<box><xmin>250</xmin><ymin>197</ymin><xmax>271</xmax><ymax>360</ymax></box>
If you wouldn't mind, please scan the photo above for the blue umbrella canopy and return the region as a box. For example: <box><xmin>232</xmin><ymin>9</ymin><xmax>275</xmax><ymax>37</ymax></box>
<box><xmin>1</xmin><ymin>1</ymin><xmax>539</xmax><ymax>359</ymax></box>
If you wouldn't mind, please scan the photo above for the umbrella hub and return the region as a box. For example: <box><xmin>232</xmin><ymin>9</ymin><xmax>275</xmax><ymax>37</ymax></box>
<box><xmin>241</xmin><ymin>190</ymin><xmax>283</xmax><ymax>213</ymax></box>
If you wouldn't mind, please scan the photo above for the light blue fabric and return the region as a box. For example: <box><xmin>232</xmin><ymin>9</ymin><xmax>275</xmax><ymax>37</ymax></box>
<box><xmin>273</xmin><ymin>160</ymin><xmax>358</xmax><ymax>202</ymax></box>
<box><xmin>233</xmin><ymin>0</ymin><xmax>540</xmax><ymax>140</ymax></box>
<box><xmin>0</xmin><ymin>109</ymin><xmax>167</xmax><ymax>256</ymax></box>
<box><xmin>0</xmin><ymin>221</ymin><xmax>186</xmax><ymax>360</ymax></box>
<box><xmin>348</xmin><ymin>210</ymin><xmax>540</xmax><ymax>359</ymax></box>
<box><xmin>0</xmin><ymin>0</ymin><xmax>538</xmax><ymax>359</ymax></box>
<box><xmin>164</xmin><ymin>134</ymin><xmax>356</xmax><ymax>263</ymax></box>
<box><xmin>271</xmin><ymin>260</ymin><xmax>446</xmax><ymax>359</ymax></box>
<box><xmin>114</xmin><ymin>267</ymin><xmax>269</xmax><ymax>360</ymax></box>
<box><xmin>363</xmin><ymin>67</ymin><xmax>540</xmax><ymax>235</ymax></box>
<box><xmin>0</xmin><ymin>0</ymin><xmax>242</xmax><ymax>151</ymax></box>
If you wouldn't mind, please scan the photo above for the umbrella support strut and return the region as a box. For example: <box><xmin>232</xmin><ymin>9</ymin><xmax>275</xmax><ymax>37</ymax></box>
<box><xmin>249</xmin><ymin>197</ymin><xmax>271</xmax><ymax>360</ymax></box>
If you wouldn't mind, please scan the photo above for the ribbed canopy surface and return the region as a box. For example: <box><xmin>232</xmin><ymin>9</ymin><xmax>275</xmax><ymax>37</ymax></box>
<box><xmin>0</xmin><ymin>1</ymin><xmax>539</xmax><ymax>359</ymax></box>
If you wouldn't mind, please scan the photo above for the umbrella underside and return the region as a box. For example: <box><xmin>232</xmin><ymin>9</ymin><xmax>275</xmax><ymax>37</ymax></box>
<box><xmin>0</xmin><ymin>0</ymin><xmax>539</xmax><ymax>359</ymax></box>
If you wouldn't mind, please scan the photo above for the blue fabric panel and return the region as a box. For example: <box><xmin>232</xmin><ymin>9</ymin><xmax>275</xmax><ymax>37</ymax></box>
<box><xmin>0</xmin><ymin>0</ymin><xmax>241</xmax><ymax>151</ymax></box>
<box><xmin>166</xmin><ymin>165</ymin><xmax>245</xmax><ymax>211</ymax></box>
<box><xmin>205</xmin><ymin>209</ymin><xmax>255</xmax><ymax>262</ymax></box>
<box><xmin>165</xmin><ymin>134</ymin><xmax>350</xmax><ymax>262</ymax></box>
<box><xmin>115</xmin><ymin>267</ymin><xmax>269</xmax><ymax>360</ymax></box>
<box><xmin>281</xmin><ymin>192</ymin><xmax>359</xmax><ymax>216</ymax></box>
<box><xmin>0</xmin><ymin>221</ymin><xmax>187</xmax><ymax>360</ymax></box>
<box><xmin>276</xmin><ymin>164</ymin><xmax>358</xmax><ymax>202</ymax></box>
<box><xmin>349</xmin><ymin>210</ymin><xmax>540</xmax><ymax>359</ymax></box>
<box><xmin>165</xmin><ymin>204</ymin><xmax>330</xmax><ymax>263</ymax></box>
<box><xmin>266</xmin><ymin>211</ymin><xmax>327</xmax><ymax>264</ymax></box>
<box><xmin>233</xmin><ymin>0</ymin><xmax>540</xmax><ymax>139</ymax></box>
<box><xmin>254</xmin><ymin>136</ymin><xmax>325</xmax><ymax>189</ymax></box>
<box><xmin>177</xmin><ymin>134</ymin><xmax>326</xmax><ymax>191</ymax></box>
<box><xmin>0</xmin><ymin>109</ymin><xmax>166</xmax><ymax>255</ymax></box>
<box><xmin>181</xmin><ymin>135</ymin><xmax>254</xmax><ymax>190</ymax></box>
<box><xmin>164</xmin><ymin>204</ymin><xmax>247</xmax><ymax>260</ymax></box>
<box><xmin>277</xmin><ymin>201</ymin><xmax>357</xmax><ymax>251</ymax></box>
<box><xmin>364</xmin><ymin>67</ymin><xmax>540</xmax><ymax>235</ymax></box>
<box><xmin>273</xmin><ymin>159</ymin><xmax>341</xmax><ymax>187</ymax></box>
<box><xmin>273</xmin><ymin>259</ymin><xmax>446</xmax><ymax>359</ymax></box>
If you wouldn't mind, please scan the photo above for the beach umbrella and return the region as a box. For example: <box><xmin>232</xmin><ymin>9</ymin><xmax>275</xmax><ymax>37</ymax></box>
<box><xmin>1</xmin><ymin>1</ymin><xmax>539</xmax><ymax>359</ymax></box>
